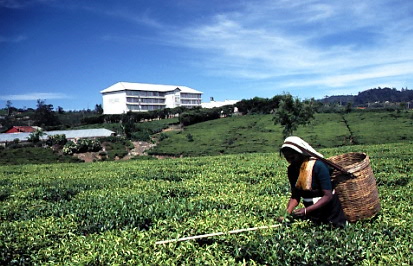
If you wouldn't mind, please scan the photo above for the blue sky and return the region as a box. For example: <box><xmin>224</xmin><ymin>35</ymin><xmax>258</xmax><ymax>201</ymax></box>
<box><xmin>1</xmin><ymin>0</ymin><xmax>413</xmax><ymax>111</ymax></box>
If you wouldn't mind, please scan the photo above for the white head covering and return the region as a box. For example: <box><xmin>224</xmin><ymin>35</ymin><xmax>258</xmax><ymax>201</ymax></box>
<box><xmin>281</xmin><ymin>136</ymin><xmax>324</xmax><ymax>158</ymax></box>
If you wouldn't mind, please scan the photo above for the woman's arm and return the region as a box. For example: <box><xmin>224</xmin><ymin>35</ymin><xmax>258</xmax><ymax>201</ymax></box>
<box><xmin>286</xmin><ymin>197</ymin><xmax>300</xmax><ymax>214</ymax></box>
<box><xmin>292</xmin><ymin>189</ymin><xmax>333</xmax><ymax>216</ymax></box>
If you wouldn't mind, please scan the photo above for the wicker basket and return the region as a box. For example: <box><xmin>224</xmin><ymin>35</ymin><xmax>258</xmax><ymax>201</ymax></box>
<box><xmin>328</xmin><ymin>152</ymin><xmax>381</xmax><ymax>222</ymax></box>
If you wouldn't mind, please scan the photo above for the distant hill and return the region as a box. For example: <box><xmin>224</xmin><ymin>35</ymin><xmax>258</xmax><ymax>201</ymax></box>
<box><xmin>321</xmin><ymin>87</ymin><xmax>413</xmax><ymax>106</ymax></box>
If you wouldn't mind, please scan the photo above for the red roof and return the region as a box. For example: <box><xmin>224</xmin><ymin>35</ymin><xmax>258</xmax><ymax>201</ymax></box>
<box><xmin>5</xmin><ymin>126</ymin><xmax>37</xmax><ymax>133</ymax></box>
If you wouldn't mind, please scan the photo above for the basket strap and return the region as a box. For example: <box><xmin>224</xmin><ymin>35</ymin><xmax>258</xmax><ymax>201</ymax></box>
<box><xmin>283</xmin><ymin>141</ymin><xmax>351</xmax><ymax>175</ymax></box>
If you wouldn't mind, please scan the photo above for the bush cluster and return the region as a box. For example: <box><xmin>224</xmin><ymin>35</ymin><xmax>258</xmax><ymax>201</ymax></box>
<box><xmin>63</xmin><ymin>139</ymin><xmax>101</xmax><ymax>155</ymax></box>
<box><xmin>179</xmin><ymin>108</ymin><xmax>221</xmax><ymax>126</ymax></box>
<box><xmin>45</xmin><ymin>134</ymin><xmax>67</xmax><ymax>146</ymax></box>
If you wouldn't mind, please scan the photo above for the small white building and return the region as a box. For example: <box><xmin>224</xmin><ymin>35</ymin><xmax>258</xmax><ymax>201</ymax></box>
<box><xmin>201</xmin><ymin>99</ymin><xmax>239</xmax><ymax>109</ymax></box>
<box><xmin>100</xmin><ymin>82</ymin><xmax>203</xmax><ymax>114</ymax></box>
<box><xmin>0</xmin><ymin>129</ymin><xmax>116</xmax><ymax>145</ymax></box>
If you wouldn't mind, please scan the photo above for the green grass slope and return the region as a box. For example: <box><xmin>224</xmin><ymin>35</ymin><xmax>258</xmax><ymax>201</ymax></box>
<box><xmin>150</xmin><ymin>111</ymin><xmax>413</xmax><ymax>156</ymax></box>
<box><xmin>0</xmin><ymin>147</ymin><xmax>81</xmax><ymax>165</ymax></box>
<box><xmin>151</xmin><ymin>114</ymin><xmax>283</xmax><ymax>156</ymax></box>
<box><xmin>0</xmin><ymin>142</ymin><xmax>411</xmax><ymax>264</ymax></box>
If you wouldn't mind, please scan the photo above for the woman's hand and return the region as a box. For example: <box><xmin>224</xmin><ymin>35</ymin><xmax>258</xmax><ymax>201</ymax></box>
<box><xmin>292</xmin><ymin>208</ymin><xmax>306</xmax><ymax>217</ymax></box>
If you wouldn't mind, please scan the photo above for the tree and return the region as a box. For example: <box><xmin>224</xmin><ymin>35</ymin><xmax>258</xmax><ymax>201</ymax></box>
<box><xmin>57</xmin><ymin>106</ymin><xmax>65</xmax><ymax>114</ymax></box>
<box><xmin>234</xmin><ymin>96</ymin><xmax>282</xmax><ymax>114</ymax></box>
<box><xmin>273</xmin><ymin>94</ymin><xmax>315</xmax><ymax>138</ymax></box>
<box><xmin>95</xmin><ymin>104</ymin><xmax>103</xmax><ymax>114</ymax></box>
<box><xmin>345</xmin><ymin>103</ymin><xmax>352</xmax><ymax>113</ymax></box>
<box><xmin>28</xmin><ymin>129</ymin><xmax>45</xmax><ymax>143</ymax></box>
<box><xmin>33</xmin><ymin>99</ymin><xmax>61</xmax><ymax>127</ymax></box>
<box><xmin>6</xmin><ymin>100</ymin><xmax>12</xmax><ymax>116</ymax></box>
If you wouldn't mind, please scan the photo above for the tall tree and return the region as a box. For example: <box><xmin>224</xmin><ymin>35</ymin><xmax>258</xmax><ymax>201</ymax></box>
<box><xmin>273</xmin><ymin>94</ymin><xmax>315</xmax><ymax>138</ymax></box>
<box><xmin>33</xmin><ymin>99</ymin><xmax>61</xmax><ymax>127</ymax></box>
<box><xmin>57</xmin><ymin>106</ymin><xmax>65</xmax><ymax>114</ymax></box>
<box><xmin>94</xmin><ymin>104</ymin><xmax>103</xmax><ymax>114</ymax></box>
<box><xmin>6</xmin><ymin>100</ymin><xmax>12</xmax><ymax>116</ymax></box>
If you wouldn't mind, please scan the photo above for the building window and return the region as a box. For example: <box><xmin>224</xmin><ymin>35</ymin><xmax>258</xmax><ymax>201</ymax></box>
<box><xmin>127</xmin><ymin>97</ymin><xmax>140</xmax><ymax>103</ymax></box>
<box><xmin>126</xmin><ymin>90</ymin><xmax>165</xmax><ymax>97</ymax></box>
<box><xmin>182</xmin><ymin>99</ymin><xmax>201</xmax><ymax>105</ymax></box>
<box><xmin>141</xmin><ymin>98</ymin><xmax>165</xmax><ymax>104</ymax></box>
<box><xmin>127</xmin><ymin>105</ymin><xmax>141</xmax><ymax>111</ymax></box>
<box><xmin>181</xmin><ymin>93</ymin><xmax>201</xmax><ymax>99</ymax></box>
<box><xmin>141</xmin><ymin>105</ymin><xmax>164</xmax><ymax>111</ymax></box>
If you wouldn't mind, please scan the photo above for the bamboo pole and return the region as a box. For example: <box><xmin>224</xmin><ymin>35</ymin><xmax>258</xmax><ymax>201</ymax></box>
<box><xmin>155</xmin><ymin>224</ymin><xmax>282</xmax><ymax>245</ymax></box>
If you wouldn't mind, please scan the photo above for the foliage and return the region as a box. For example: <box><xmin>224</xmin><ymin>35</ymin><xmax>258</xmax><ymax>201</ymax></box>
<box><xmin>0</xmin><ymin>143</ymin><xmax>412</xmax><ymax>264</ymax></box>
<box><xmin>104</xmin><ymin>143</ymin><xmax>128</xmax><ymax>160</ymax></box>
<box><xmin>80</xmin><ymin>115</ymin><xmax>105</xmax><ymax>125</ymax></box>
<box><xmin>354</xmin><ymin>87</ymin><xmax>413</xmax><ymax>105</ymax></box>
<box><xmin>149</xmin><ymin>114</ymin><xmax>281</xmax><ymax>157</ymax></box>
<box><xmin>0</xmin><ymin>147</ymin><xmax>81</xmax><ymax>165</ymax></box>
<box><xmin>321</xmin><ymin>87</ymin><xmax>413</xmax><ymax>106</ymax></box>
<box><xmin>235</xmin><ymin>96</ymin><xmax>281</xmax><ymax>114</ymax></box>
<box><xmin>33</xmin><ymin>99</ymin><xmax>61</xmax><ymax>128</ymax></box>
<box><xmin>102</xmin><ymin>108</ymin><xmax>187</xmax><ymax>124</ymax></box>
<box><xmin>46</xmin><ymin>134</ymin><xmax>67</xmax><ymax>146</ymax></box>
<box><xmin>179</xmin><ymin>108</ymin><xmax>221</xmax><ymax>126</ymax></box>
<box><xmin>62</xmin><ymin>141</ymin><xmax>77</xmax><ymax>155</ymax></box>
<box><xmin>27</xmin><ymin>129</ymin><xmax>45</xmax><ymax>143</ymax></box>
<box><xmin>62</xmin><ymin>139</ymin><xmax>101</xmax><ymax>155</ymax></box>
<box><xmin>273</xmin><ymin>94</ymin><xmax>316</xmax><ymax>138</ymax></box>
<box><xmin>151</xmin><ymin>110</ymin><xmax>413</xmax><ymax>157</ymax></box>
<box><xmin>57</xmin><ymin>110</ymin><xmax>101</xmax><ymax>128</ymax></box>
<box><xmin>6</xmin><ymin>100</ymin><xmax>12</xmax><ymax>116</ymax></box>
<box><xmin>75</xmin><ymin>116</ymin><xmax>178</xmax><ymax>141</ymax></box>
<box><xmin>99</xmin><ymin>136</ymin><xmax>133</xmax><ymax>160</ymax></box>
<box><xmin>94</xmin><ymin>104</ymin><xmax>103</xmax><ymax>114</ymax></box>
<box><xmin>186</xmin><ymin>133</ymin><xmax>194</xmax><ymax>142</ymax></box>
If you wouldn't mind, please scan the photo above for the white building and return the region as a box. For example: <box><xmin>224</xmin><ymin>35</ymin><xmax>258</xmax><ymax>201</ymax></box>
<box><xmin>101</xmin><ymin>82</ymin><xmax>203</xmax><ymax>114</ymax></box>
<box><xmin>0</xmin><ymin>129</ymin><xmax>115</xmax><ymax>145</ymax></box>
<box><xmin>201</xmin><ymin>98</ymin><xmax>239</xmax><ymax>109</ymax></box>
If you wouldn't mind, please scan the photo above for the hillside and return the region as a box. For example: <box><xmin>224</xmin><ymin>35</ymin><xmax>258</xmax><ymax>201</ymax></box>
<box><xmin>322</xmin><ymin>87</ymin><xmax>413</xmax><ymax>105</ymax></box>
<box><xmin>149</xmin><ymin>110</ymin><xmax>413</xmax><ymax>157</ymax></box>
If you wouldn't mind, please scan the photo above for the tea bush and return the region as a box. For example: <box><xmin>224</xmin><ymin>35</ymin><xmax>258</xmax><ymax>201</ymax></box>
<box><xmin>0</xmin><ymin>142</ymin><xmax>412</xmax><ymax>264</ymax></box>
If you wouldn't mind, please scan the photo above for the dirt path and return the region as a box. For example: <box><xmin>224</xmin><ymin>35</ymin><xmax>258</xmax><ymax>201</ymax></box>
<box><xmin>124</xmin><ymin>141</ymin><xmax>156</xmax><ymax>158</ymax></box>
<box><xmin>74</xmin><ymin>141</ymin><xmax>156</xmax><ymax>162</ymax></box>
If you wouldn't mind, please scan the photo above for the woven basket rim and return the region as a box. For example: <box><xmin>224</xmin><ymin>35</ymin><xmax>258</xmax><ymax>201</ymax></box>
<box><xmin>327</xmin><ymin>152</ymin><xmax>369</xmax><ymax>174</ymax></box>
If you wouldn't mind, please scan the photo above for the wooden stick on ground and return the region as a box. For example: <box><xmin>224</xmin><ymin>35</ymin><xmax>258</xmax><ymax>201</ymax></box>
<box><xmin>155</xmin><ymin>224</ymin><xmax>282</xmax><ymax>245</ymax></box>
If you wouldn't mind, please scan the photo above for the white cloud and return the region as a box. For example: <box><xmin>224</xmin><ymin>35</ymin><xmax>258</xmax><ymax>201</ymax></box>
<box><xmin>166</xmin><ymin>0</ymin><xmax>413</xmax><ymax>91</ymax></box>
<box><xmin>0</xmin><ymin>93</ymin><xmax>71</xmax><ymax>101</ymax></box>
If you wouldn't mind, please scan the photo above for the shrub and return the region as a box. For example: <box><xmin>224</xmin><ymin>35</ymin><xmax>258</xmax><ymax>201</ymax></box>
<box><xmin>159</xmin><ymin>133</ymin><xmax>168</xmax><ymax>141</ymax></box>
<box><xmin>62</xmin><ymin>139</ymin><xmax>101</xmax><ymax>155</ymax></box>
<box><xmin>131</xmin><ymin>131</ymin><xmax>151</xmax><ymax>141</ymax></box>
<box><xmin>62</xmin><ymin>141</ymin><xmax>77</xmax><ymax>155</ymax></box>
<box><xmin>186</xmin><ymin>133</ymin><xmax>194</xmax><ymax>142</ymax></box>
<box><xmin>180</xmin><ymin>108</ymin><xmax>221</xmax><ymax>126</ymax></box>
<box><xmin>46</xmin><ymin>134</ymin><xmax>67</xmax><ymax>146</ymax></box>
<box><xmin>27</xmin><ymin>129</ymin><xmax>45</xmax><ymax>143</ymax></box>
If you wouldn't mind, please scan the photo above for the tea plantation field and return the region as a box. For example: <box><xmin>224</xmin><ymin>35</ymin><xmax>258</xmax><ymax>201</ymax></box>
<box><xmin>1</xmin><ymin>142</ymin><xmax>412</xmax><ymax>264</ymax></box>
<box><xmin>149</xmin><ymin>111</ymin><xmax>413</xmax><ymax>157</ymax></box>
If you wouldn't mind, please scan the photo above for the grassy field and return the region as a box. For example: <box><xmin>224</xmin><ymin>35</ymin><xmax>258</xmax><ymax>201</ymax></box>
<box><xmin>0</xmin><ymin>147</ymin><xmax>82</xmax><ymax>165</ymax></box>
<box><xmin>0</xmin><ymin>142</ymin><xmax>412</xmax><ymax>264</ymax></box>
<box><xmin>149</xmin><ymin>110</ymin><xmax>413</xmax><ymax>156</ymax></box>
